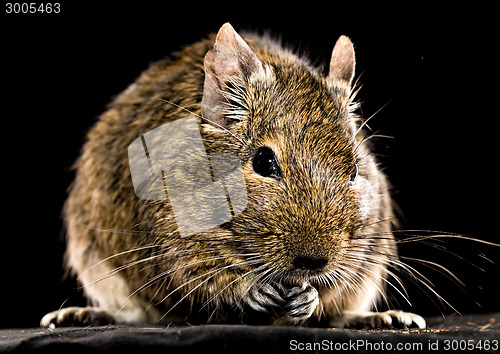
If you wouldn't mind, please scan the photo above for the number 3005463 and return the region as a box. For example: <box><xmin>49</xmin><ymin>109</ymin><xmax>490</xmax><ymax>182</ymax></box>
<box><xmin>5</xmin><ymin>3</ymin><xmax>60</xmax><ymax>14</ymax></box>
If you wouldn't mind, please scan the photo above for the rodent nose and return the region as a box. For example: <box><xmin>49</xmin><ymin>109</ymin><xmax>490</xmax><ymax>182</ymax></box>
<box><xmin>293</xmin><ymin>256</ymin><xmax>328</xmax><ymax>271</ymax></box>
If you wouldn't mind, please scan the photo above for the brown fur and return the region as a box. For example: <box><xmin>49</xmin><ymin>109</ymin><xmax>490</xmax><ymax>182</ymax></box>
<box><xmin>42</xmin><ymin>23</ymin><xmax>425</xmax><ymax>328</ymax></box>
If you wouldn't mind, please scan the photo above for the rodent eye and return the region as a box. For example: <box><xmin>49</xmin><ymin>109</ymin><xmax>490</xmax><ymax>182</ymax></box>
<box><xmin>253</xmin><ymin>147</ymin><xmax>281</xmax><ymax>179</ymax></box>
<box><xmin>349</xmin><ymin>164</ymin><xmax>359</xmax><ymax>185</ymax></box>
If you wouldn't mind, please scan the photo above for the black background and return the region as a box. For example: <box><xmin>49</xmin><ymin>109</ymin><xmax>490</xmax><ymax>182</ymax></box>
<box><xmin>1</xmin><ymin>2</ymin><xmax>499</xmax><ymax>328</ymax></box>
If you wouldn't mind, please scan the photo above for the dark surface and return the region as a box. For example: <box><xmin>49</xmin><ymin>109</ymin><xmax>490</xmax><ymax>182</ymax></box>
<box><xmin>1</xmin><ymin>313</ymin><xmax>499</xmax><ymax>353</ymax></box>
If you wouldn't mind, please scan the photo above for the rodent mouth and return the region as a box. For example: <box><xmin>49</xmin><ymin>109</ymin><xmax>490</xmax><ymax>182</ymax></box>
<box><xmin>281</xmin><ymin>277</ymin><xmax>303</xmax><ymax>289</ymax></box>
<box><xmin>279</xmin><ymin>269</ymin><xmax>325</xmax><ymax>289</ymax></box>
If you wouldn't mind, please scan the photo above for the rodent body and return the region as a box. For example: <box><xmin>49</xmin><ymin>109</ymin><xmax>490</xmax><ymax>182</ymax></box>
<box><xmin>42</xmin><ymin>23</ymin><xmax>425</xmax><ymax>329</ymax></box>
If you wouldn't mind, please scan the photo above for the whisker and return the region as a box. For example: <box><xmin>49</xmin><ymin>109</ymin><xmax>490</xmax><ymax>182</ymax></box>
<box><xmin>392</xmin><ymin>231</ymin><xmax>500</xmax><ymax>247</ymax></box>
<box><xmin>90</xmin><ymin>253</ymin><xmax>166</xmax><ymax>285</ymax></box>
<box><xmin>345</xmin><ymin>263</ymin><xmax>390</xmax><ymax>308</ymax></box>
<box><xmin>182</xmin><ymin>136</ymin><xmax>240</xmax><ymax>148</ymax></box>
<box><xmin>156</xmin><ymin>256</ymin><xmax>263</xmax><ymax>321</ymax></box>
<box><xmin>157</xmin><ymin>97</ymin><xmax>202</xmax><ymax>119</ymax></box>
<box><xmin>344</xmin><ymin>230</ymin><xmax>481</xmax><ymax>315</ymax></box>
<box><xmin>353</xmin><ymin>130</ymin><xmax>394</xmax><ymax>155</ymax></box>
<box><xmin>78</xmin><ymin>243</ymin><xmax>159</xmax><ymax>281</ymax></box>
<box><xmin>347</xmin><ymin>252</ymin><xmax>409</xmax><ymax>295</ymax></box>
<box><xmin>125</xmin><ymin>252</ymin><xmax>261</xmax><ymax>303</ymax></box>
<box><xmin>87</xmin><ymin>245</ymin><xmax>235</xmax><ymax>285</ymax></box>
<box><xmin>389</xmin><ymin>257</ymin><xmax>461</xmax><ymax>314</ymax></box>
<box><xmin>158</xmin><ymin>95</ymin><xmax>245</xmax><ymax>145</ymax></box>
<box><xmin>344</xmin><ymin>254</ymin><xmax>411</xmax><ymax>307</ymax></box>
<box><xmin>201</xmin><ymin>262</ymin><xmax>269</xmax><ymax>310</ymax></box>
<box><xmin>355</xmin><ymin>93</ymin><xmax>400</xmax><ymax>136</ymax></box>
<box><xmin>235</xmin><ymin>264</ymin><xmax>277</xmax><ymax>306</ymax></box>
<box><xmin>399</xmin><ymin>256</ymin><xmax>465</xmax><ymax>287</ymax></box>
<box><xmin>332</xmin><ymin>266</ymin><xmax>361</xmax><ymax>295</ymax></box>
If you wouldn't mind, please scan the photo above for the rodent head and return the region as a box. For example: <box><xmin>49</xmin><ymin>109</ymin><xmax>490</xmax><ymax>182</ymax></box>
<box><xmin>194</xmin><ymin>23</ymin><xmax>390</xmax><ymax>286</ymax></box>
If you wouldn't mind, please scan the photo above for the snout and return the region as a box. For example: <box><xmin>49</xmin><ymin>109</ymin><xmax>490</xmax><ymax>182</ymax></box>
<box><xmin>292</xmin><ymin>256</ymin><xmax>328</xmax><ymax>271</ymax></box>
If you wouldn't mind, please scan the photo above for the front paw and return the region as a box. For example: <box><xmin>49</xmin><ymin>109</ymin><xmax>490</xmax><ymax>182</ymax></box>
<box><xmin>40</xmin><ymin>306</ymin><xmax>116</xmax><ymax>328</ymax></box>
<box><xmin>338</xmin><ymin>310</ymin><xmax>426</xmax><ymax>329</ymax></box>
<box><xmin>245</xmin><ymin>281</ymin><xmax>319</xmax><ymax>323</ymax></box>
<box><xmin>282</xmin><ymin>282</ymin><xmax>319</xmax><ymax>322</ymax></box>
<box><xmin>245</xmin><ymin>282</ymin><xmax>286</xmax><ymax>313</ymax></box>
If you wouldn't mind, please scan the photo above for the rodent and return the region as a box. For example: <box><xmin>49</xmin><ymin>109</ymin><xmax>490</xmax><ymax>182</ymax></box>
<box><xmin>41</xmin><ymin>23</ymin><xmax>426</xmax><ymax>329</ymax></box>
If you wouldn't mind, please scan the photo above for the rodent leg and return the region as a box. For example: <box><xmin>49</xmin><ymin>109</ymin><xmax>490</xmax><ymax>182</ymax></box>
<box><xmin>334</xmin><ymin>309</ymin><xmax>426</xmax><ymax>329</ymax></box>
<box><xmin>40</xmin><ymin>306</ymin><xmax>115</xmax><ymax>328</ymax></box>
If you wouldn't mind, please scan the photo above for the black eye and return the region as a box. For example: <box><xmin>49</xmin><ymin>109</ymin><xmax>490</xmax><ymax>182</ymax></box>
<box><xmin>253</xmin><ymin>147</ymin><xmax>281</xmax><ymax>179</ymax></box>
<box><xmin>349</xmin><ymin>164</ymin><xmax>358</xmax><ymax>185</ymax></box>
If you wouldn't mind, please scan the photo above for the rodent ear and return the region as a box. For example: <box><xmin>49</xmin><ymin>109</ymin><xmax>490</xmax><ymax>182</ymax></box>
<box><xmin>328</xmin><ymin>35</ymin><xmax>355</xmax><ymax>86</ymax></box>
<box><xmin>201</xmin><ymin>23</ymin><xmax>264</xmax><ymax>130</ymax></box>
